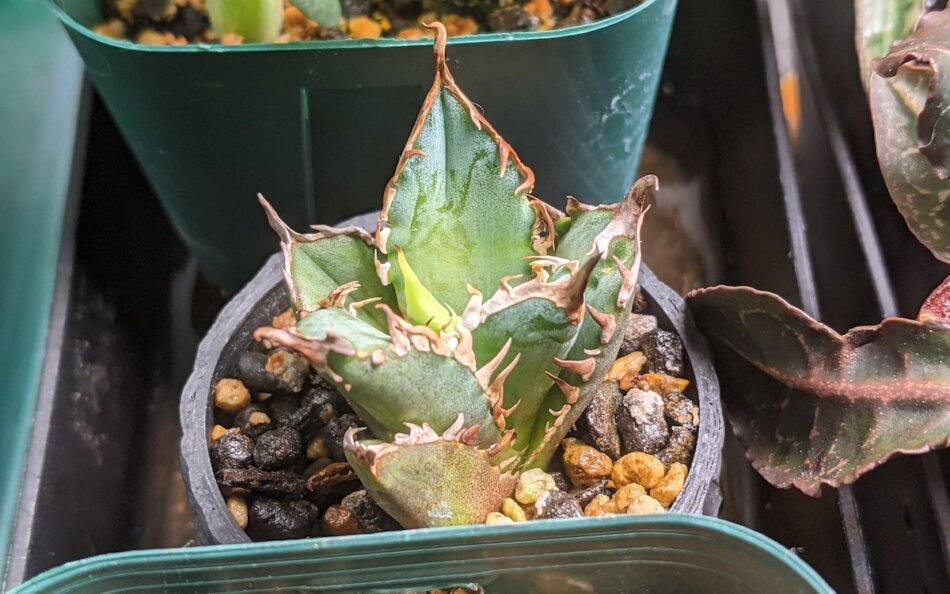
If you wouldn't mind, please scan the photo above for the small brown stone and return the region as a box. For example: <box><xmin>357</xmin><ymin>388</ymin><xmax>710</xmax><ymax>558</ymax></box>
<box><xmin>306</xmin><ymin>435</ymin><xmax>330</xmax><ymax>460</ymax></box>
<box><xmin>340</xmin><ymin>490</ymin><xmax>400</xmax><ymax>532</ymax></box>
<box><xmin>93</xmin><ymin>19</ymin><xmax>126</xmax><ymax>39</ymax></box>
<box><xmin>227</xmin><ymin>495</ymin><xmax>249</xmax><ymax>529</ymax></box>
<box><xmin>136</xmin><ymin>28</ymin><xmax>166</xmax><ymax>45</ymax></box>
<box><xmin>210</xmin><ymin>424</ymin><xmax>228</xmax><ymax>441</ymax></box>
<box><xmin>440</xmin><ymin>14</ymin><xmax>478</xmax><ymax>36</ymax></box>
<box><xmin>348</xmin><ymin>16</ymin><xmax>382</xmax><ymax>38</ymax></box>
<box><xmin>583</xmin><ymin>494</ymin><xmax>618</xmax><ymax>516</ymax></box>
<box><xmin>535</xmin><ymin>490</ymin><xmax>583</xmax><ymax>519</ymax></box>
<box><xmin>514</xmin><ymin>468</ymin><xmax>557</xmax><ymax>505</ymax></box>
<box><xmin>485</xmin><ymin>512</ymin><xmax>514</xmax><ymax>526</ymax></box>
<box><xmin>322</xmin><ymin>504</ymin><xmax>362</xmax><ymax>536</ymax></box>
<box><xmin>562</xmin><ymin>441</ymin><xmax>613</xmax><ymax>488</ymax></box>
<box><xmin>651</xmin><ymin>463</ymin><xmax>688</xmax><ymax>509</ymax></box>
<box><xmin>627</xmin><ymin>494</ymin><xmax>666</xmax><ymax>515</ymax></box>
<box><xmin>611</xmin><ymin>452</ymin><xmax>665</xmax><ymax>490</ymax></box>
<box><xmin>524</xmin><ymin>0</ymin><xmax>553</xmax><ymax>21</ymax></box>
<box><xmin>214</xmin><ymin>379</ymin><xmax>251</xmax><ymax>413</ymax></box>
<box><xmin>612</xmin><ymin>482</ymin><xmax>646</xmax><ymax>513</ymax></box>
<box><xmin>396</xmin><ymin>27</ymin><xmax>429</xmax><ymax>39</ymax></box>
<box><xmin>249</xmin><ymin>411</ymin><xmax>271</xmax><ymax>426</ymax></box>
<box><xmin>220</xmin><ymin>32</ymin><xmax>244</xmax><ymax>45</ymax></box>
<box><xmin>488</xmin><ymin>5</ymin><xmax>540</xmax><ymax>31</ymax></box>
<box><xmin>605</xmin><ymin>351</ymin><xmax>647</xmax><ymax>391</ymax></box>
<box><xmin>502</xmin><ymin>498</ymin><xmax>527</xmax><ymax>522</ymax></box>
<box><xmin>638</xmin><ymin>373</ymin><xmax>689</xmax><ymax>395</ymax></box>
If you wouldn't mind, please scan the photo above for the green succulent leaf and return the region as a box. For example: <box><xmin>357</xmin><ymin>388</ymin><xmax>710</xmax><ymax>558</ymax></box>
<box><xmin>871</xmin><ymin>8</ymin><xmax>950</xmax><ymax>262</ymax></box>
<box><xmin>206</xmin><ymin>0</ymin><xmax>283</xmax><ymax>42</ymax></box>
<box><xmin>525</xmin><ymin>177</ymin><xmax>653</xmax><ymax>467</ymax></box>
<box><xmin>687</xmin><ymin>285</ymin><xmax>950</xmax><ymax>495</ymax></box>
<box><xmin>259</xmin><ymin>196</ymin><xmax>399</xmax><ymax>330</ymax></box>
<box><xmin>854</xmin><ymin>0</ymin><xmax>923</xmax><ymax>91</ymax></box>
<box><xmin>375</xmin><ymin>32</ymin><xmax>547</xmax><ymax>315</ymax></box>
<box><xmin>345</xmin><ymin>421</ymin><xmax>517</xmax><ymax>528</ymax></box>
<box><xmin>289</xmin><ymin>0</ymin><xmax>342</xmax><ymax>28</ymax></box>
<box><xmin>258</xmin><ymin>307</ymin><xmax>501</xmax><ymax>448</ymax></box>
<box><xmin>470</xmin><ymin>261</ymin><xmax>596</xmax><ymax>455</ymax></box>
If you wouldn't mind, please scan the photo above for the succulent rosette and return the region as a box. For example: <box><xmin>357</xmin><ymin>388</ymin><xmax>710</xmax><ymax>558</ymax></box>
<box><xmin>255</xmin><ymin>23</ymin><xmax>654</xmax><ymax>528</ymax></box>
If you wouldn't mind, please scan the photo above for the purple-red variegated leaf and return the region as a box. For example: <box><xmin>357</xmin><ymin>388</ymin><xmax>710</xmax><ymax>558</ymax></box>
<box><xmin>871</xmin><ymin>8</ymin><xmax>950</xmax><ymax>262</ymax></box>
<box><xmin>919</xmin><ymin>275</ymin><xmax>950</xmax><ymax>321</ymax></box>
<box><xmin>687</xmin><ymin>285</ymin><xmax>950</xmax><ymax>496</ymax></box>
<box><xmin>854</xmin><ymin>0</ymin><xmax>923</xmax><ymax>91</ymax></box>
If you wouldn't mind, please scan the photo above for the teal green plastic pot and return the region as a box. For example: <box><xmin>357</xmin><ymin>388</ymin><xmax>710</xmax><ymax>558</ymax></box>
<box><xmin>50</xmin><ymin>0</ymin><xmax>678</xmax><ymax>291</ymax></box>
<box><xmin>12</xmin><ymin>515</ymin><xmax>833</xmax><ymax>593</ymax></box>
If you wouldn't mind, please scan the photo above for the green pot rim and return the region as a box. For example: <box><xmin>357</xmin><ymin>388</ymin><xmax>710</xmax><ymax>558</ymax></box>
<box><xmin>13</xmin><ymin>514</ymin><xmax>833</xmax><ymax>593</ymax></box>
<box><xmin>48</xmin><ymin>0</ymin><xmax>668</xmax><ymax>52</ymax></box>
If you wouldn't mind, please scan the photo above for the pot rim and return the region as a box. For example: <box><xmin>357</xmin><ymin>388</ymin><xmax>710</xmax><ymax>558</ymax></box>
<box><xmin>12</xmin><ymin>514</ymin><xmax>832</xmax><ymax>593</ymax></box>
<box><xmin>180</xmin><ymin>220</ymin><xmax>723</xmax><ymax>544</ymax></box>
<box><xmin>49</xmin><ymin>0</ymin><xmax>672</xmax><ymax>54</ymax></box>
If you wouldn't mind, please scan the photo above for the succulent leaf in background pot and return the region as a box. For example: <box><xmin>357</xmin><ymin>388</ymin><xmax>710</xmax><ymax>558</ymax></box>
<box><xmin>180</xmin><ymin>25</ymin><xmax>722</xmax><ymax>543</ymax></box>
<box><xmin>206</xmin><ymin>0</ymin><xmax>344</xmax><ymax>43</ymax></box>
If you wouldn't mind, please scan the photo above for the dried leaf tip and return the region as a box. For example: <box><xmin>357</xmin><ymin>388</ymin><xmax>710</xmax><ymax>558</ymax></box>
<box><xmin>631</xmin><ymin>174</ymin><xmax>659</xmax><ymax>208</ymax></box>
<box><xmin>422</xmin><ymin>22</ymin><xmax>448</xmax><ymax>73</ymax></box>
<box><xmin>258</xmin><ymin>193</ymin><xmax>293</xmax><ymax>245</ymax></box>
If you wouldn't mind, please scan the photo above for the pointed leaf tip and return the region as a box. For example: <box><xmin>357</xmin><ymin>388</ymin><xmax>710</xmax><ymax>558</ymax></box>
<box><xmin>375</xmin><ymin>23</ymin><xmax>538</xmax><ymax>313</ymax></box>
<box><xmin>258</xmin><ymin>193</ymin><xmax>293</xmax><ymax>245</ymax></box>
<box><xmin>423</xmin><ymin>22</ymin><xmax>448</xmax><ymax>70</ymax></box>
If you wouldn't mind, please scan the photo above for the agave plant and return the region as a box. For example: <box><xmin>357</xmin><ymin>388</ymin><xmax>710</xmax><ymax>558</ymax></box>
<box><xmin>254</xmin><ymin>24</ymin><xmax>653</xmax><ymax>528</ymax></box>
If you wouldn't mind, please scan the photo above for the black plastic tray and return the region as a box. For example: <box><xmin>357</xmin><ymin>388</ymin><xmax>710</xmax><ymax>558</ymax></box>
<box><xmin>4</xmin><ymin>0</ymin><xmax>936</xmax><ymax>590</ymax></box>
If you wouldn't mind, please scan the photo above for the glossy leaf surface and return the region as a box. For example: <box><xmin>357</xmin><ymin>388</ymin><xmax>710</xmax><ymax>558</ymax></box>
<box><xmin>871</xmin><ymin>8</ymin><xmax>950</xmax><ymax>262</ymax></box>
<box><xmin>688</xmin><ymin>285</ymin><xmax>950</xmax><ymax>495</ymax></box>
<box><xmin>854</xmin><ymin>0</ymin><xmax>922</xmax><ymax>90</ymax></box>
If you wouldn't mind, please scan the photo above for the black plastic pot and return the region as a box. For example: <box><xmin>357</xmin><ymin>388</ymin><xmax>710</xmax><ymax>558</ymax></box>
<box><xmin>179</xmin><ymin>213</ymin><xmax>724</xmax><ymax>544</ymax></box>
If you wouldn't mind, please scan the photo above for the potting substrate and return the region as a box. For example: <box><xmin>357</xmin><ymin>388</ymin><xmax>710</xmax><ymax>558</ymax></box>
<box><xmin>208</xmin><ymin>299</ymin><xmax>700</xmax><ymax>539</ymax></box>
<box><xmin>94</xmin><ymin>0</ymin><xmax>647</xmax><ymax>44</ymax></box>
<box><xmin>4</xmin><ymin>0</ymin><xmax>949</xmax><ymax>592</ymax></box>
